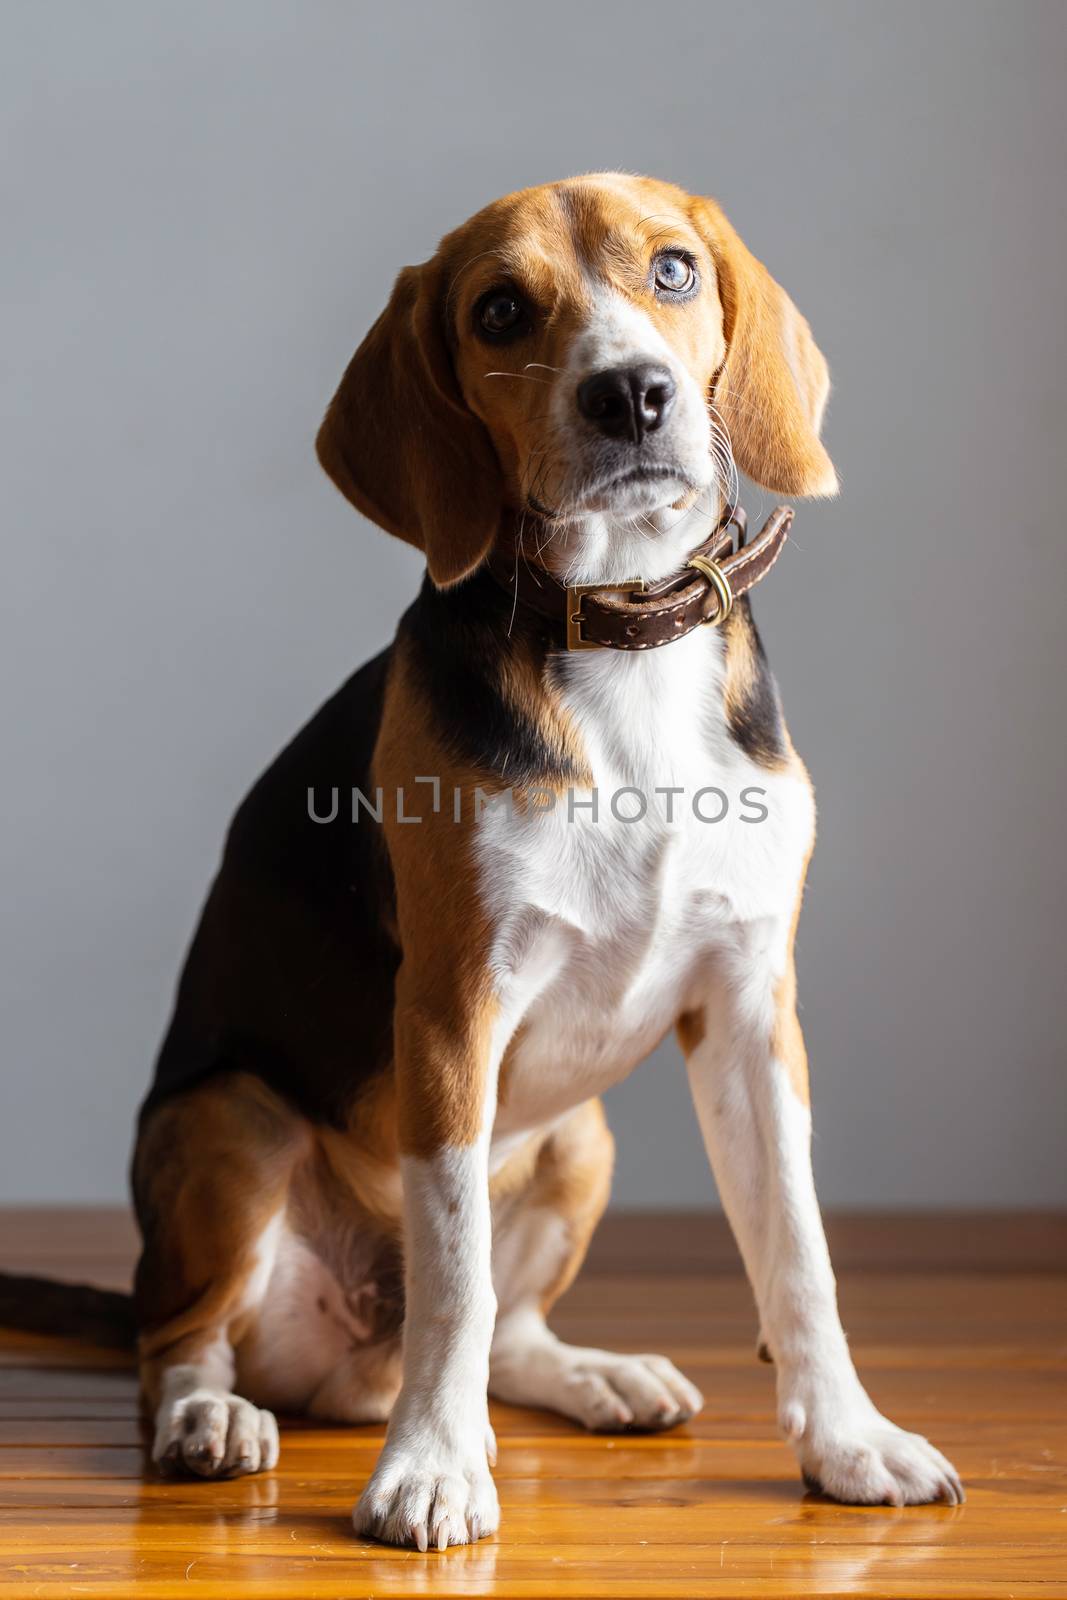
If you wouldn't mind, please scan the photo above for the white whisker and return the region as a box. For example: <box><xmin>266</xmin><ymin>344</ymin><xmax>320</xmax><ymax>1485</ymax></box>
<box><xmin>483</xmin><ymin>371</ymin><xmax>551</xmax><ymax>384</ymax></box>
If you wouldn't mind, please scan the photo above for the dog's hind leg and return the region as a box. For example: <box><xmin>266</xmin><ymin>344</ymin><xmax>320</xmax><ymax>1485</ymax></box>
<box><xmin>489</xmin><ymin>1099</ymin><xmax>704</xmax><ymax>1431</ymax></box>
<box><xmin>132</xmin><ymin>1072</ymin><xmax>308</xmax><ymax>1477</ymax></box>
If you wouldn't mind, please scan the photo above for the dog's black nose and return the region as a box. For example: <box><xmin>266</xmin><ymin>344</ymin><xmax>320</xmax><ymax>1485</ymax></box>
<box><xmin>577</xmin><ymin>363</ymin><xmax>677</xmax><ymax>443</ymax></box>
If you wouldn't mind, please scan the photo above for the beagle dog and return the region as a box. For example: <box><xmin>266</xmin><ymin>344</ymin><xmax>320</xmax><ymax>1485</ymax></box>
<box><xmin>130</xmin><ymin>173</ymin><xmax>963</xmax><ymax>1549</ymax></box>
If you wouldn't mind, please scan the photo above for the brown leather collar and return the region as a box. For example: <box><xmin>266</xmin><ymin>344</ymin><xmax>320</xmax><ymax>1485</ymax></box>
<box><xmin>486</xmin><ymin>505</ymin><xmax>793</xmax><ymax>651</ymax></box>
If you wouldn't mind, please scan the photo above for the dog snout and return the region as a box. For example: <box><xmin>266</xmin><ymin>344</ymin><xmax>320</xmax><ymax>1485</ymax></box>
<box><xmin>577</xmin><ymin>363</ymin><xmax>677</xmax><ymax>444</ymax></box>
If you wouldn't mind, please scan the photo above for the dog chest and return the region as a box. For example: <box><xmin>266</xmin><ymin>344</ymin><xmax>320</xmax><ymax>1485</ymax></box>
<box><xmin>478</xmin><ymin>630</ymin><xmax>814</xmax><ymax>1131</ymax></box>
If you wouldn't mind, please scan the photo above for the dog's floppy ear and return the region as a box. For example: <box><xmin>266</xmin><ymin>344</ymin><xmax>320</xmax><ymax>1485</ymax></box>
<box><xmin>316</xmin><ymin>260</ymin><xmax>503</xmax><ymax>588</ymax></box>
<box><xmin>692</xmin><ymin>198</ymin><xmax>838</xmax><ymax>498</ymax></box>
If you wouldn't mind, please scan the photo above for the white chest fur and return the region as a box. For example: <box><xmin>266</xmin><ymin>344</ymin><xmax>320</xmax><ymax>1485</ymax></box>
<box><xmin>476</xmin><ymin>624</ymin><xmax>815</xmax><ymax>1141</ymax></box>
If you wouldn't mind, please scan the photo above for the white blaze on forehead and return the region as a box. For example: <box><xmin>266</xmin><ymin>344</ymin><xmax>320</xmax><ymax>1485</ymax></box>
<box><xmin>566</xmin><ymin>291</ymin><xmax>676</xmax><ymax>377</ymax></box>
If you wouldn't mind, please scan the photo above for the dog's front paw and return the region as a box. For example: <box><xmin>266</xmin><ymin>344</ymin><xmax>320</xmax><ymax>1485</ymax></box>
<box><xmin>353</xmin><ymin>1442</ymin><xmax>499</xmax><ymax>1551</ymax></box>
<box><xmin>152</xmin><ymin>1389</ymin><xmax>280</xmax><ymax>1479</ymax></box>
<box><xmin>782</xmin><ymin>1386</ymin><xmax>963</xmax><ymax>1506</ymax></box>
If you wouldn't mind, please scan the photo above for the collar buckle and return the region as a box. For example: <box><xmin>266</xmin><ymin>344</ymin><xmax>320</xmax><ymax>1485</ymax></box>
<box><xmin>566</xmin><ymin>578</ymin><xmax>646</xmax><ymax>651</ymax></box>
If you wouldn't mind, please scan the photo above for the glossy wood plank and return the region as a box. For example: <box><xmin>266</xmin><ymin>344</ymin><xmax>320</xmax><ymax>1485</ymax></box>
<box><xmin>4</xmin><ymin>1206</ymin><xmax>1067</xmax><ymax>1276</ymax></box>
<box><xmin>0</xmin><ymin>1212</ymin><xmax>1064</xmax><ymax>1597</ymax></box>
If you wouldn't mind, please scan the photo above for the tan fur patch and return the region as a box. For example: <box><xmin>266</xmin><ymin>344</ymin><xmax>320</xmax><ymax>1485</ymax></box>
<box><xmin>772</xmin><ymin>825</ymin><xmax>815</xmax><ymax>1105</ymax></box>
<box><xmin>676</xmin><ymin>1007</ymin><xmax>706</xmax><ymax>1056</ymax></box>
<box><xmin>527</xmin><ymin>1099</ymin><xmax>615</xmax><ymax>1311</ymax></box>
<box><xmin>720</xmin><ymin>605</ymin><xmax>792</xmax><ymax>771</ymax></box>
<box><xmin>373</xmin><ymin>640</ymin><xmax>501</xmax><ymax>1156</ymax></box>
<box><xmin>500</xmin><ymin>641</ymin><xmax>593</xmax><ymax>796</ymax></box>
<box><xmin>771</xmin><ymin>967</ymin><xmax>809</xmax><ymax>1106</ymax></box>
<box><xmin>317</xmin><ymin>1073</ymin><xmax>403</xmax><ymax>1230</ymax></box>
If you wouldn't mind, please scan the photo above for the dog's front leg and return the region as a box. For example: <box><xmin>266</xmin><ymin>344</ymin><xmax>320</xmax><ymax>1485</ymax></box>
<box><xmin>353</xmin><ymin>973</ymin><xmax>500</xmax><ymax>1551</ymax></box>
<box><xmin>679</xmin><ymin>922</ymin><xmax>963</xmax><ymax>1506</ymax></box>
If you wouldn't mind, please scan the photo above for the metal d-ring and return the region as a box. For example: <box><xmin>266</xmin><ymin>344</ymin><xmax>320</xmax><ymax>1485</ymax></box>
<box><xmin>687</xmin><ymin>555</ymin><xmax>734</xmax><ymax>626</ymax></box>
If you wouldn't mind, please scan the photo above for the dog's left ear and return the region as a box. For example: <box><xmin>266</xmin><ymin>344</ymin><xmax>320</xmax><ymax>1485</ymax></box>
<box><xmin>317</xmin><ymin>259</ymin><xmax>504</xmax><ymax>588</ymax></box>
<box><xmin>691</xmin><ymin>198</ymin><xmax>838</xmax><ymax>498</ymax></box>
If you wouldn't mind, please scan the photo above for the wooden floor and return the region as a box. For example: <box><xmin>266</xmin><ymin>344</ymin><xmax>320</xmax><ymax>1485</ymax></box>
<box><xmin>1</xmin><ymin>1209</ymin><xmax>1065</xmax><ymax>1599</ymax></box>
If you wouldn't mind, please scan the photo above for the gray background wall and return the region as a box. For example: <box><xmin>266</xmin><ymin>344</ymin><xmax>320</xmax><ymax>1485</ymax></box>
<box><xmin>2</xmin><ymin>0</ymin><xmax>1065</xmax><ymax>1207</ymax></box>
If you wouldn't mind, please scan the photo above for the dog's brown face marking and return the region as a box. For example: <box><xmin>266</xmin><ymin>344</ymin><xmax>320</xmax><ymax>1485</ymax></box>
<box><xmin>442</xmin><ymin>175</ymin><xmax>726</xmax><ymax>514</ymax></box>
<box><xmin>318</xmin><ymin>171</ymin><xmax>836</xmax><ymax>586</ymax></box>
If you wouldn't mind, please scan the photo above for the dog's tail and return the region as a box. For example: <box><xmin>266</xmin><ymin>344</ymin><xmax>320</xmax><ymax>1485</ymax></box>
<box><xmin>0</xmin><ymin>1272</ymin><xmax>137</xmax><ymax>1350</ymax></box>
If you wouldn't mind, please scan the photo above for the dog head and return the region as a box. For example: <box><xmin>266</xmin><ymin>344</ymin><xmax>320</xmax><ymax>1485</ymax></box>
<box><xmin>317</xmin><ymin>174</ymin><xmax>837</xmax><ymax>587</ymax></box>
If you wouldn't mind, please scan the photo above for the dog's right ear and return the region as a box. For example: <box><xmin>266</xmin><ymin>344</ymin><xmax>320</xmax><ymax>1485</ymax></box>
<box><xmin>316</xmin><ymin>261</ymin><xmax>504</xmax><ymax>588</ymax></box>
<box><xmin>690</xmin><ymin>197</ymin><xmax>838</xmax><ymax>499</ymax></box>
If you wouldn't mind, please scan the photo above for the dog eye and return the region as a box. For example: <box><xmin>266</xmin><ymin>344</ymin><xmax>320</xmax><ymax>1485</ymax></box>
<box><xmin>478</xmin><ymin>291</ymin><xmax>527</xmax><ymax>338</ymax></box>
<box><xmin>654</xmin><ymin>253</ymin><xmax>695</xmax><ymax>294</ymax></box>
